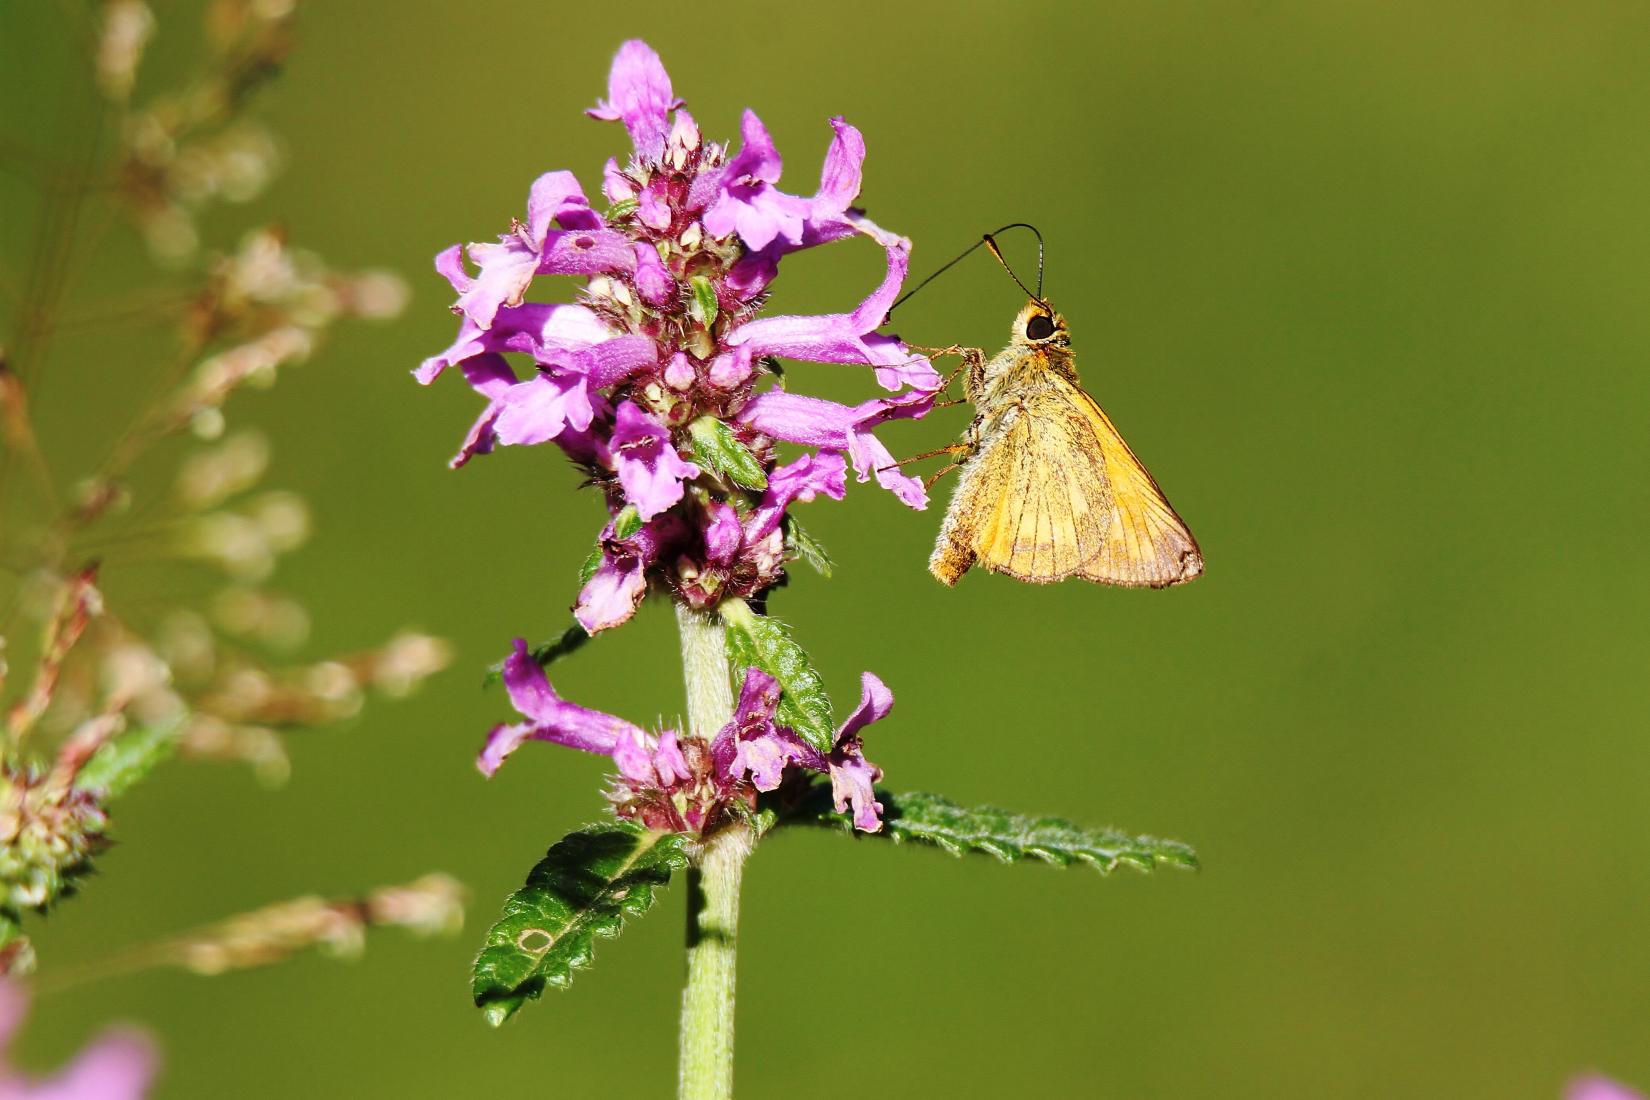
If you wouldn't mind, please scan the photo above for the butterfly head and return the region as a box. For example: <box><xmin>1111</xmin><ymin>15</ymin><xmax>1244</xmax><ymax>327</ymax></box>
<box><xmin>1013</xmin><ymin>300</ymin><xmax>1070</xmax><ymax>349</ymax></box>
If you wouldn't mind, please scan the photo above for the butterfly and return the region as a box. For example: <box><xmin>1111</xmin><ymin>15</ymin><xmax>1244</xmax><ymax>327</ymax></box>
<box><xmin>908</xmin><ymin>229</ymin><xmax>1203</xmax><ymax>587</ymax></box>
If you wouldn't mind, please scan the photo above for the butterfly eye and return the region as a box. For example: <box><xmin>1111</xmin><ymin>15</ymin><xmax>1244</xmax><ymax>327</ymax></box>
<box><xmin>1025</xmin><ymin>314</ymin><xmax>1055</xmax><ymax>341</ymax></box>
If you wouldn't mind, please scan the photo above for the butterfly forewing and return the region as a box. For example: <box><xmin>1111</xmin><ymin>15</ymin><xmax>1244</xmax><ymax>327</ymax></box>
<box><xmin>1072</xmin><ymin>388</ymin><xmax>1203</xmax><ymax>588</ymax></box>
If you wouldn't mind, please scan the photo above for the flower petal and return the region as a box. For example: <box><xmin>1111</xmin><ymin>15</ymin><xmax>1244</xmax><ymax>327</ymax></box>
<box><xmin>527</xmin><ymin>170</ymin><xmax>599</xmax><ymax>246</ymax></box>
<box><xmin>493</xmin><ymin>373</ymin><xmax>593</xmax><ymax>447</ymax></box>
<box><xmin>744</xmin><ymin>452</ymin><xmax>848</xmax><ymax>542</ymax></box>
<box><xmin>586</xmin><ymin>40</ymin><xmax>682</xmax><ymax>162</ymax></box>
<box><xmin>602</xmin><ymin>158</ymin><xmax>636</xmax><ymax>203</ymax></box>
<box><xmin>537</xmin><ymin>229</ymin><xmax>637</xmax><ymax>277</ymax></box>
<box><xmin>836</xmin><ymin>672</ymin><xmax>894</xmax><ymax>743</ymax></box>
<box><xmin>573</xmin><ymin>514</ymin><xmax>684</xmax><ymax>634</ymax></box>
<box><xmin>724</xmin><ymin>236</ymin><xmax>911</xmax><ymax>367</ymax></box>
<box><xmin>453</xmin><ymin>237</ymin><xmax>538</xmax><ymax>330</ymax></box>
<box><xmin>573</xmin><ymin>555</ymin><xmax>647</xmax><ymax>634</ymax></box>
<box><xmin>812</xmin><ymin>117</ymin><xmax>865</xmax><ymax>219</ymax></box>
<box><xmin>1568</xmin><ymin>1078</ymin><xmax>1650</xmax><ymax>1100</ymax></box>
<box><xmin>580</xmin><ymin>334</ymin><xmax>660</xmax><ymax>389</ymax></box>
<box><xmin>610</xmin><ymin>401</ymin><xmax>699</xmax><ymax>520</ymax></box>
<box><xmin>33</xmin><ymin>1028</ymin><xmax>159</xmax><ymax>1100</ymax></box>
<box><xmin>829</xmin><ymin>748</ymin><xmax>884</xmax><ymax>832</ymax></box>
<box><xmin>703</xmin><ymin>503</ymin><xmax>744</xmax><ymax>566</ymax></box>
<box><xmin>633</xmin><ymin>242</ymin><xmax>675</xmax><ymax>307</ymax></box>
<box><xmin>481</xmin><ymin>640</ymin><xmax>648</xmax><ymax>775</ymax></box>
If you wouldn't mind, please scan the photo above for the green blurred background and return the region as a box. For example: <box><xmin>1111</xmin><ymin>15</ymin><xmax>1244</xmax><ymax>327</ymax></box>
<box><xmin>6</xmin><ymin>0</ymin><xmax>1650</xmax><ymax>1095</ymax></box>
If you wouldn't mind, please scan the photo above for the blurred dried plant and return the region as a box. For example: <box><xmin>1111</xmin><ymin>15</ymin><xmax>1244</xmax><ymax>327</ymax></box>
<box><xmin>0</xmin><ymin>1</ymin><xmax>455</xmax><ymax>976</ymax></box>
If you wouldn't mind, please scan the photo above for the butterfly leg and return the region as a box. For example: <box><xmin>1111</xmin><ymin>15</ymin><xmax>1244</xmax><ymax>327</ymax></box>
<box><xmin>923</xmin><ymin>458</ymin><xmax>968</xmax><ymax>491</ymax></box>
<box><xmin>876</xmin><ymin>442</ymin><xmax>969</xmax><ymax>472</ymax></box>
<box><xmin>903</xmin><ymin>344</ymin><xmax>985</xmax><ymax>400</ymax></box>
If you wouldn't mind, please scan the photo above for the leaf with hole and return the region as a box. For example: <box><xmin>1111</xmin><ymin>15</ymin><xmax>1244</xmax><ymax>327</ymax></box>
<box><xmin>471</xmin><ymin>823</ymin><xmax>690</xmax><ymax>1025</ymax></box>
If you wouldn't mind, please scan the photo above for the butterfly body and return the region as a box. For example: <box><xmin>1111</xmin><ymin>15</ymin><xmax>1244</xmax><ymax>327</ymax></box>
<box><xmin>929</xmin><ymin>301</ymin><xmax>1203</xmax><ymax>588</ymax></box>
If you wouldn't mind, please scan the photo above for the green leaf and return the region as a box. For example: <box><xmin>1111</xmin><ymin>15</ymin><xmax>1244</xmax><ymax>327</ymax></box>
<box><xmin>472</xmin><ymin>823</ymin><xmax>690</xmax><ymax>1025</ymax></box>
<box><xmin>719</xmin><ymin>599</ymin><xmax>835</xmax><ymax>753</ymax></box>
<box><xmin>604</xmin><ymin>198</ymin><xmax>639</xmax><ymax>222</ymax></box>
<box><xmin>688</xmin><ymin>416</ymin><xmax>767</xmax><ymax>490</ymax></box>
<box><xmin>574</xmin><ymin>509</ymin><xmax>636</xmax><ymax>592</ymax></box>
<box><xmin>796</xmin><ymin>789</ymin><xmax>1199</xmax><ymax>874</ymax></box>
<box><xmin>688</xmin><ymin>275</ymin><xmax>719</xmax><ymax>329</ymax></box>
<box><xmin>612</xmin><ymin>504</ymin><xmax>642</xmax><ymax>540</ymax></box>
<box><xmin>73</xmin><ymin>719</ymin><xmax>183</xmax><ymax>799</ymax></box>
<box><xmin>482</xmin><ymin>624</ymin><xmax>591</xmax><ymax>688</ymax></box>
<box><xmin>578</xmin><ymin>546</ymin><xmax>603</xmax><ymax>586</ymax></box>
<box><xmin>782</xmin><ymin>515</ymin><xmax>834</xmax><ymax>578</ymax></box>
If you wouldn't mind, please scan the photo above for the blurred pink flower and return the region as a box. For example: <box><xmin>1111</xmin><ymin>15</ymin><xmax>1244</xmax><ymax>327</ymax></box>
<box><xmin>0</xmin><ymin>983</ymin><xmax>156</xmax><ymax>1100</ymax></box>
<box><xmin>1569</xmin><ymin>1076</ymin><xmax>1647</xmax><ymax>1100</ymax></box>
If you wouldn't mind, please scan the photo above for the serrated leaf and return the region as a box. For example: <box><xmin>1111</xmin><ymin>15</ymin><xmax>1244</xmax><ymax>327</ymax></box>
<box><xmin>782</xmin><ymin>515</ymin><xmax>833</xmax><ymax>578</ymax></box>
<box><xmin>612</xmin><ymin>504</ymin><xmax>642</xmax><ymax>540</ymax></box>
<box><xmin>472</xmin><ymin>823</ymin><xmax>689</xmax><ymax>1024</ymax></box>
<box><xmin>688</xmin><ymin>275</ymin><xmax>719</xmax><ymax>328</ymax></box>
<box><xmin>482</xmin><ymin>624</ymin><xmax>591</xmax><ymax>688</ymax></box>
<box><xmin>73</xmin><ymin>719</ymin><xmax>182</xmax><ymax>799</ymax></box>
<box><xmin>688</xmin><ymin>416</ymin><xmax>767</xmax><ymax>490</ymax></box>
<box><xmin>719</xmin><ymin>599</ymin><xmax>834</xmax><ymax>753</ymax></box>
<box><xmin>797</xmin><ymin>789</ymin><xmax>1198</xmax><ymax>874</ymax></box>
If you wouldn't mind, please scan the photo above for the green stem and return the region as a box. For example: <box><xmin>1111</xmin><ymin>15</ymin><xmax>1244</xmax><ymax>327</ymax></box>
<box><xmin>676</xmin><ymin>603</ymin><xmax>752</xmax><ymax>1100</ymax></box>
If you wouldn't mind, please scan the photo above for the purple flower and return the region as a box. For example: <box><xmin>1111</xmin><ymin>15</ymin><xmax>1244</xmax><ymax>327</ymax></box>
<box><xmin>480</xmin><ymin>639</ymin><xmax>662</xmax><ymax>778</ymax></box>
<box><xmin>744</xmin><ymin>452</ymin><xmax>848</xmax><ymax>543</ymax></box>
<box><xmin>0</xmin><ymin>983</ymin><xmax>156</xmax><ymax>1100</ymax></box>
<box><xmin>416</xmin><ymin>39</ymin><xmax>941</xmax><ymax>625</ymax></box>
<box><xmin>739</xmin><ymin>388</ymin><xmax>936</xmax><ymax>509</ymax></box>
<box><xmin>1569</xmin><ymin>1077</ymin><xmax>1648</xmax><ymax>1100</ymax></box>
<box><xmin>573</xmin><ymin>513</ymin><xmax>685</xmax><ymax>634</ymax></box>
<box><xmin>609</xmin><ymin>401</ymin><xmax>699</xmax><ymax>521</ymax></box>
<box><xmin>480</xmin><ymin>647</ymin><xmax>891</xmax><ymax>834</ymax></box>
<box><xmin>714</xmin><ymin>669</ymin><xmax>892</xmax><ymax>832</ymax></box>
<box><xmin>726</xmin><ymin>228</ymin><xmax>926</xmax><ymax>381</ymax></box>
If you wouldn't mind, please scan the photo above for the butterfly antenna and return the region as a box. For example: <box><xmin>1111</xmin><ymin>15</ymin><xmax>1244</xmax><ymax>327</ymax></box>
<box><xmin>886</xmin><ymin>223</ymin><xmax>1048</xmax><ymax>320</ymax></box>
<box><xmin>981</xmin><ymin>223</ymin><xmax>1046</xmax><ymax>303</ymax></box>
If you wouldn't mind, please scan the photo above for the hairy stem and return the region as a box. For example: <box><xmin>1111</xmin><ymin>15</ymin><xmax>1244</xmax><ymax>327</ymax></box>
<box><xmin>676</xmin><ymin>603</ymin><xmax>752</xmax><ymax>1100</ymax></box>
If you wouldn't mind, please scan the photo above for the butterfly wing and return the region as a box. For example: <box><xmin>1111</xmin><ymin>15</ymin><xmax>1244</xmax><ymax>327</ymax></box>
<box><xmin>930</xmin><ymin>391</ymin><xmax>1115</xmax><ymax>585</ymax></box>
<box><xmin>1071</xmin><ymin>387</ymin><xmax>1203</xmax><ymax>587</ymax></box>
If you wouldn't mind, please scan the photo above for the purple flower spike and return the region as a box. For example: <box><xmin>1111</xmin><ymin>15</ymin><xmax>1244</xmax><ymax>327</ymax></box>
<box><xmin>420</xmin><ymin>39</ymin><xmax>940</xmax><ymax>637</ymax></box>
<box><xmin>610</xmin><ymin>401</ymin><xmax>699</xmax><ymax>520</ymax></box>
<box><xmin>587</xmin><ymin>40</ymin><xmax>682</xmax><ymax>162</ymax></box>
